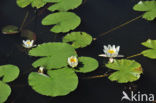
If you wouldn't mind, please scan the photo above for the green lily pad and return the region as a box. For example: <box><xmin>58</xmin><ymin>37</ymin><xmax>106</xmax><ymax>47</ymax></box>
<box><xmin>28</xmin><ymin>68</ymin><xmax>78</xmax><ymax>97</ymax></box>
<box><xmin>0</xmin><ymin>81</ymin><xmax>11</xmax><ymax>103</ymax></box>
<box><xmin>63</xmin><ymin>32</ymin><xmax>92</xmax><ymax>49</ymax></box>
<box><xmin>2</xmin><ymin>25</ymin><xmax>19</xmax><ymax>35</ymax></box>
<box><xmin>106</xmin><ymin>59</ymin><xmax>143</xmax><ymax>83</ymax></box>
<box><xmin>16</xmin><ymin>0</ymin><xmax>46</xmax><ymax>8</ymax></box>
<box><xmin>42</xmin><ymin>12</ymin><xmax>81</xmax><ymax>33</ymax></box>
<box><xmin>75</xmin><ymin>57</ymin><xmax>99</xmax><ymax>73</ymax></box>
<box><xmin>29</xmin><ymin>42</ymin><xmax>77</xmax><ymax>69</ymax></box>
<box><xmin>141</xmin><ymin>39</ymin><xmax>156</xmax><ymax>59</ymax></box>
<box><xmin>142</xmin><ymin>39</ymin><xmax>156</xmax><ymax>49</ymax></box>
<box><xmin>133</xmin><ymin>1</ymin><xmax>156</xmax><ymax>21</ymax></box>
<box><xmin>45</xmin><ymin>0</ymin><xmax>82</xmax><ymax>12</ymax></box>
<box><xmin>142</xmin><ymin>49</ymin><xmax>156</xmax><ymax>59</ymax></box>
<box><xmin>0</xmin><ymin>65</ymin><xmax>20</xmax><ymax>83</ymax></box>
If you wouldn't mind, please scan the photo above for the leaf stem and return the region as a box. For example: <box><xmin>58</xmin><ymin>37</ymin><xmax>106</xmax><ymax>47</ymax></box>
<box><xmin>83</xmin><ymin>73</ymin><xmax>110</xmax><ymax>79</ymax></box>
<box><xmin>23</xmin><ymin>4</ymin><xmax>51</xmax><ymax>29</ymax></box>
<box><xmin>127</xmin><ymin>53</ymin><xmax>142</xmax><ymax>59</ymax></box>
<box><xmin>19</xmin><ymin>11</ymin><xmax>29</xmax><ymax>31</ymax></box>
<box><xmin>94</xmin><ymin>15</ymin><xmax>142</xmax><ymax>40</ymax></box>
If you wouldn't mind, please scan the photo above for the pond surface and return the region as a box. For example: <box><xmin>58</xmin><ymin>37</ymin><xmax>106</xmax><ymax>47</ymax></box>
<box><xmin>0</xmin><ymin>0</ymin><xmax>156</xmax><ymax>103</ymax></box>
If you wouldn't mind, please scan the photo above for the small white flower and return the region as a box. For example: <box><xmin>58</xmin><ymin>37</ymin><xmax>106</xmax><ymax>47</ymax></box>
<box><xmin>99</xmin><ymin>45</ymin><xmax>123</xmax><ymax>62</ymax></box>
<box><xmin>68</xmin><ymin>56</ymin><xmax>78</xmax><ymax>68</ymax></box>
<box><xmin>38</xmin><ymin>66</ymin><xmax>44</xmax><ymax>74</ymax></box>
<box><xmin>138</xmin><ymin>1</ymin><xmax>143</xmax><ymax>4</ymax></box>
<box><xmin>23</xmin><ymin>40</ymin><xmax>34</xmax><ymax>48</ymax></box>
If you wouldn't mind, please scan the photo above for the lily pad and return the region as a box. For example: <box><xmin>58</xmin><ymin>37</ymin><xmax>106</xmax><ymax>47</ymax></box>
<box><xmin>75</xmin><ymin>57</ymin><xmax>99</xmax><ymax>73</ymax></box>
<box><xmin>63</xmin><ymin>32</ymin><xmax>92</xmax><ymax>49</ymax></box>
<box><xmin>45</xmin><ymin>0</ymin><xmax>82</xmax><ymax>12</ymax></box>
<box><xmin>28</xmin><ymin>68</ymin><xmax>78</xmax><ymax>97</ymax></box>
<box><xmin>141</xmin><ymin>39</ymin><xmax>156</xmax><ymax>59</ymax></box>
<box><xmin>42</xmin><ymin>12</ymin><xmax>81</xmax><ymax>33</ymax></box>
<box><xmin>16</xmin><ymin>0</ymin><xmax>46</xmax><ymax>8</ymax></box>
<box><xmin>29</xmin><ymin>42</ymin><xmax>77</xmax><ymax>69</ymax></box>
<box><xmin>0</xmin><ymin>81</ymin><xmax>11</xmax><ymax>103</ymax></box>
<box><xmin>2</xmin><ymin>25</ymin><xmax>19</xmax><ymax>34</ymax></box>
<box><xmin>0</xmin><ymin>65</ymin><xmax>20</xmax><ymax>83</ymax></box>
<box><xmin>133</xmin><ymin>1</ymin><xmax>156</xmax><ymax>21</ymax></box>
<box><xmin>106</xmin><ymin>59</ymin><xmax>143</xmax><ymax>83</ymax></box>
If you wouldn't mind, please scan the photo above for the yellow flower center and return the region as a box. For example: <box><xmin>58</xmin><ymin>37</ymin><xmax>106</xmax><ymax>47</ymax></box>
<box><xmin>26</xmin><ymin>41</ymin><xmax>31</xmax><ymax>45</ymax></box>
<box><xmin>108</xmin><ymin>49</ymin><xmax>115</xmax><ymax>54</ymax></box>
<box><xmin>70</xmin><ymin>58</ymin><xmax>77</xmax><ymax>63</ymax></box>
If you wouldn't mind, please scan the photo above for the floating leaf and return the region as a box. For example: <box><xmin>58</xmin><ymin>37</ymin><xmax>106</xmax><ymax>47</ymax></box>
<box><xmin>2</xmin><ymin>25</ymin><xmax>19</xmax><ymax>34</ymax></box>
<box><xmin>45</xmin><ymin>0</ymin><xmax>82</xmax><ymax>12</ymax></box>
<box><xmin>21</xmin><ymin>29</ymin><xmax>37</xmax><ymax>41</ymax></box>
<box><xmin>141</xmin><ymin>39</ymin><xmax>156</xmax><ymax>59</ymax></box>
<box><xmin>142</xmin><ymin>39</ymin><xmax>156</xmax><ymax>49</ymax></box>
<box><xmin>29</xmin><ymin>42</ymin><xmax>77</xmax><ymax>69</ymax></box>
<box><xmin>0</xmin><ymin>65</ymin><xmax>20</xmax><ymax>83</ymax></box>
<box><xmin>63</xmin><ymin>32</ymin><xmax>92</xmax><ymax>49</ymax></box>
<box><xmin>106</xmin><ymin>59</ymin><xmax>142</xmax><ymax>83</ymax></box>
<box><xmin>28</xmin><ymin>68</ymin><xmax>78</xmax><ymax>97</ymax></box>
<box><xmin>75</xmin><ymin>57</ymin><xmax>99</xmax><ymax>73</ymax></box>
<box><xmin>42</xmin><ymin>12</ymin><xmax>81</xmax><ymax>33</ymax></box>
<box><xmin>0</xmin><ymin>81</ymin><xmax>11</xmax><ymax>103</ymax></box>
<box><xmin>133</xmin><ymin>1</ymin><xmax>156</xmax><ymax>21</ymax></box>
<box><xmin>16</xmin><ymin>0</ymin><xmax>46</xmax><ymax>8</ymax></box>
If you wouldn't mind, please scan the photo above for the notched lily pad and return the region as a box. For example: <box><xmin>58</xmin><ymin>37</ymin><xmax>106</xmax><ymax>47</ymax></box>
<box><xmin>0</xmin><ymin>65</ymin><xmax>20</xmax><ymax>83</ymax></box>
<box><xmin>45</xmin><ymin>0</ymin><xmax>82</xmax><ymax>12</ymax></box>
<box><xmin>0</xmin><ymin>81</ymin><xmax>11</xmax><ymax>103</ymax></box>
<box><xmin>141</xmin><ymin>39</ymin><xmax>156</xmax><ymax>59</ymax></box>
<box><xmin>28</xmin><ymin>68</ymin><xmax>78</xmax><ymax>97</ymax></box>
<box><xmin>29</xmin><ymin>42</ymin><xmax>77</xmax><ymax>69</ymax></box>
<box><xmin>63</xmin><ymin>32</ymin><xmax>92</xmax><ymax>49</ymax></box>
<box><xmin>2</xmin><ymin>25</ymin><xmax>19</xmax><ymax>34</ymax></box>
<box><xmin>133</xmin><ymin>1</ymin><xmax>156</xmax><ymax>21</ymax></box>
<box><xmin>42</xmin><ymin>12</ymin><xmax>81</xmax><ymax>33</ymax></box>
<box><xmin>16</xmin><ymin>0</ymin><xmax>47</xmax><ymax>9</ymax></box>
<box><xmin>74</xmin><ymin>57</ymin><xmax>99</xmax><ymax>73</ymax></box>
<box><xmin>106</xmin><ymin>59</ymin><xmax>143</xmax><ymax>83</ymax></box>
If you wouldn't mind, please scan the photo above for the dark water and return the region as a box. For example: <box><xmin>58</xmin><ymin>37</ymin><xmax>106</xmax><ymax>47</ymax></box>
<box><xmin>0</xmin><ymin>0</ymin><xmax>156</xmax><ymax>103</ymax></box>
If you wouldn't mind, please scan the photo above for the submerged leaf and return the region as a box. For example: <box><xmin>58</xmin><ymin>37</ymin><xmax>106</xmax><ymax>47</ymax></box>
<box><xmin>21</xmin><ymin>29</ymin><xmax>37</xmax><ymax>41</ymax></box>
<box><xmin>75</xmin><ymin>57</ymin><xmax>99</xmax><ymax>73</ymax></box>
<box><xmin>2</xmin><ymin>25</ymin><xmax>19</xmax><ymax>34</ymax></box>
<box><xmin>29</xmin><ymin>42</ymin><xmax>77</xmax><ymax>69</ymax></box>
<box><xmin>28</xmin><ymin>68</ymin><xmax>78</xmax><ymax>97</ymax></box>
<box><xmin>16</xmin><ymin>0</ymin><xmax>46</xmax><ymax>8</ymax></box>
<box><xmin>45</xmin><ymin>0</ymin><xmax>82</xmax><ymax>11</ymax></box>
<box><xmin>141</xmin><ymin>39</ymin><xmax>156</xmax><ymax>59</ymax></box>
<box><xmin>106</xmin><ymin>59</ymin><xmax>142</xmax><ymax>83</ymax></box>
<box><xmin>0</xmin><ymin>65</ymin><xmax>20</xmax><ymax>83</ymax></box>
<box><xmin>63</xmin><ymin>32</ymin><xmax>92</xmax><ymax>49</ymax></box>
<box><xmin>42</xmin><ymin>12</ymin><xmax>81</xmax><ymax>33</ymax></box>
<box><xmin>133</xmin><ymin>1</ymin><xmax>156</xmax><ymax>21</ymax></box>
<box><xmin>0</xmin><ymin>81</ymin><xmax>11</xmax><ymax>103</ymax></box>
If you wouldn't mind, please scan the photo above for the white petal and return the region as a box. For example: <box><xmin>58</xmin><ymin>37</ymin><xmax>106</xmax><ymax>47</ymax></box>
<box><xmin>23</xmin><ymin>40</ymin><xmax>26</xmax><ymax>44</ymax></box>
<box><xmin>103</xmin><ymin>45</ymin><xmax>108</xmax><ymax>50</ymax></box>
<box><xmin>116</xmin><ymin>46</ymin><xmax>120</xmax><ymax>52</ymax></box>
<box><xmin>108</xmin><ymin>45</ymin><xmax>111</xmax><ymax>49</ymax></box>
<box><xmin>117</xmin><ymin>55</ymin><xmax>124</xmax><ymax>57</ymax></box>
<box><xmin>112</xmin><ymin>45</ymin><xmax>115</xmax><ymax>50</ymax></box>
<box><xmin>99</xmin><ymin>54</ymin><xmax>107</xmax><ymax>57</ymax></box>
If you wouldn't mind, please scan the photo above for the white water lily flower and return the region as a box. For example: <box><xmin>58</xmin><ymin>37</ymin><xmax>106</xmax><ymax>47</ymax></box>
<box><xmin>38</xmin><ymin>67</ymin><xmax>44</xmax><ymax>74</ymax></box>
<box><xmin>68</xmin><ymin>56</ymin><xmax>78</xmax><ymax>68</ymax></box>
<box><xmin>99</xmin><ymin>45</ymin><xmax>123</xmax><ymax>63</ymax></box>
<box><xmin>23</xmin><ymin>40</ymin><xmax>34</xmax><ymax>48</ymax></box>
<box><xmin>99</xmin><ymin>45</ymin><xmax>123</xmax><ymax>58</ymax></box>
